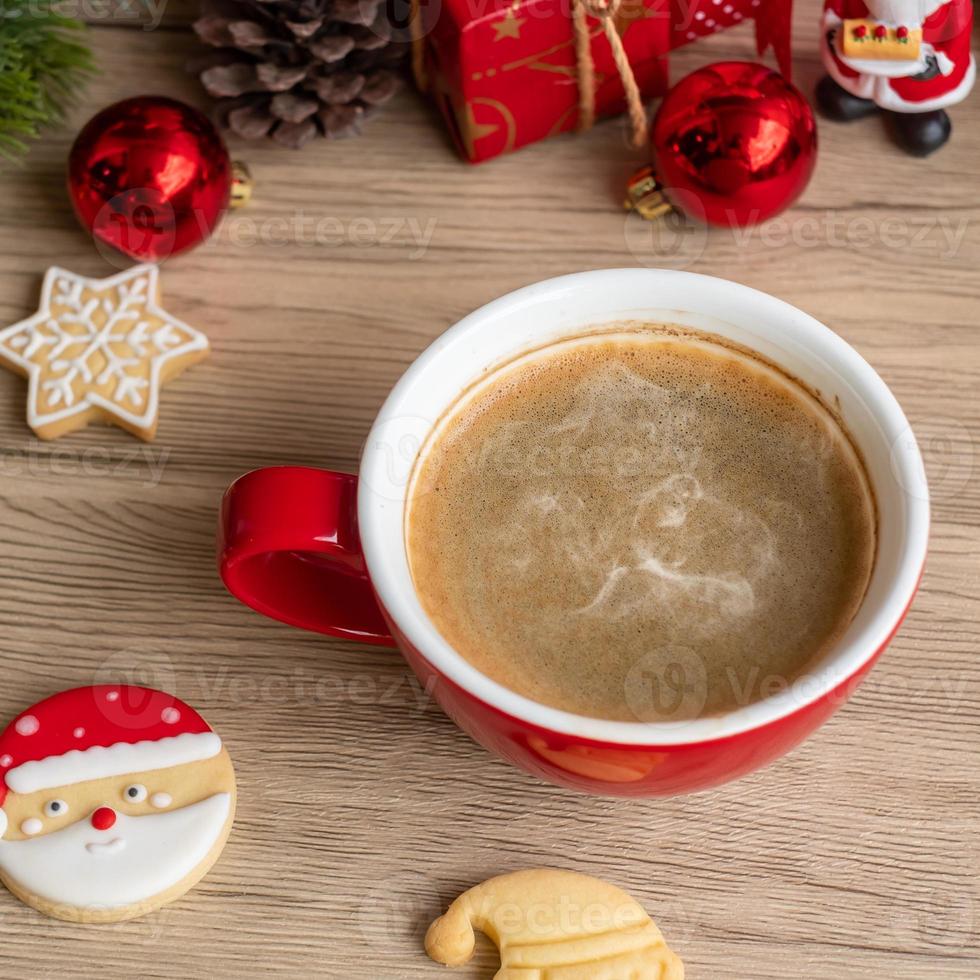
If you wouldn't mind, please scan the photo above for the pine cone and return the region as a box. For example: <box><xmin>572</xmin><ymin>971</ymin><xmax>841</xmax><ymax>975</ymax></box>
<box><xmin>193</xmin><ymin>0</ymin><xmax>408</xmax><ymax>148</ymax></box>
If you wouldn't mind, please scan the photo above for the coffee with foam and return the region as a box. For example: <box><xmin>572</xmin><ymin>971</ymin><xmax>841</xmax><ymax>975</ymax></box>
<box><xmin>406</xmin><ymin>327</ymin><xmax>876</xmax><ymax>722</ymax></box>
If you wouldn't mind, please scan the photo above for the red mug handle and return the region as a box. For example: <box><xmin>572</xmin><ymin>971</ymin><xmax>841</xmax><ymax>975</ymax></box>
<box><xmin>218</xmin><ymin>466</ymin><xmax>396</xmax><ymax>646</ymax></box>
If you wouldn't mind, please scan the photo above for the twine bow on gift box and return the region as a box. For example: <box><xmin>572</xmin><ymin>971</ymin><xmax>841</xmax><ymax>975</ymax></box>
<box><xmin>574</xmin><ymin>0</ymin><xmax>797</xmax><ymax>145</ymax></box>
<box><xmin>572</xmin><ymin>0</ymin><xmax>649</xmax><ymax>145</ymax></box>
<box><xmin>410</xmin><ymin>0</ymin><xmax>651</xmax><ymax>146</ymax></box>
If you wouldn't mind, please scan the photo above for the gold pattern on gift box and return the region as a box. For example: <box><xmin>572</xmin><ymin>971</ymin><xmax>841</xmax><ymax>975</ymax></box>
<box><xmin>462</xmin><ymin>98</ymin><xmax>517</xmax><ymax>158</ymax></box>
<box><xmin>547</xmin><ymin>104</ymin><xmax>581</xmax><ymax>136</ymax></box>
<box><xmin>474</xmin><ymin>26</ymin><xmax>600</xmax><ymax>82</ymax></box>
<box><xmin>492</xmin><ymin>8</ymin><xmax>527</xmax><ymax>40</ymax></box>
<box><xmin>477</xmin><ymin>0</ymin><xmax>649</xmax><ymax>81</ymax></box>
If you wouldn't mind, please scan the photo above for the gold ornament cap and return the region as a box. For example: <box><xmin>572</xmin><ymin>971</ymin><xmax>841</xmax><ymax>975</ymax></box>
<box><xmin>230</xmin><ymin>161</ymin><xmax>253</xmax><ymax>209</ymax></box>
<box><xmin>624</xmin><ymin>164</ymin><xmax>673</xmax><ymax>221</ymax></box>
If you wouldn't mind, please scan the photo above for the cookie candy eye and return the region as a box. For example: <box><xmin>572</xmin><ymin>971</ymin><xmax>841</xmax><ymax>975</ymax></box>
<box><xmin>123</xmin><ymin>784</ymin><xmax>147</xmax><ymax>803</ymax></box>
<box><xmin>43</xmin><ymin>800</ymin><xmax>69</xmax><ymax>818</ymax></box>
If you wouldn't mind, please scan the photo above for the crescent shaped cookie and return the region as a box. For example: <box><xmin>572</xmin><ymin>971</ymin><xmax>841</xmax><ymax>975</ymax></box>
<box><xmin>425</xmin><ymin>868</ymin><xmax>684</xmax><ymax>979</ymax></box>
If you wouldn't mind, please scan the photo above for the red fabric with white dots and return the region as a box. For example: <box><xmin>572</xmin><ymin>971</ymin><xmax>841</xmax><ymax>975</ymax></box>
<box><xmin>671</xmin><ymin>0</ymin><xmax>794</xmax><ymax>78</ymax></box>
<box><xmin>672</xmin><ymin>0</ymin><xmax>753</xmax><ymax>45</ymax></box>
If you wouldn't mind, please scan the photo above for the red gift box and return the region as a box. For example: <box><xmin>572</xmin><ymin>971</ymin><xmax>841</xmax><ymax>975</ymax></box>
<box><xmin>414</xmin><ymin>0</ymin><xmax>793</xmax><ymax>162</ymax></box>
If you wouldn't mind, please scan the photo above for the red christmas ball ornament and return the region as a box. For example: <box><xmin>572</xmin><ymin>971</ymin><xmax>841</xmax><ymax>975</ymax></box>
<box><xmin>68</xmin><ymin>96</ymin><xmax>233</xmax><ymax>262</ymax></box>
<box><xmin>627</xmin><ymin>62</ymin><xmax>817</xmax><ymax>228</ymax></box>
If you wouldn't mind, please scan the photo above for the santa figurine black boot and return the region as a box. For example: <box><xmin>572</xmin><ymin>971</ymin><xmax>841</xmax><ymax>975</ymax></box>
<box><xmin>815</xmin><ymin>74</ymin><xmax>879</xmax><ymax>121</ymax></box>
<box><xmin>886</xmin><ymin>108</ymin><xmax>952</xmax><ymax>156</ymax></box>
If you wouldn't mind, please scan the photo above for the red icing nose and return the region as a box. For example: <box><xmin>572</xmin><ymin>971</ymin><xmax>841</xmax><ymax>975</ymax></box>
<box><xmin>91</xmin><ymin>806</ymin><xmax>116</xmax><ymax>831</ymax></box>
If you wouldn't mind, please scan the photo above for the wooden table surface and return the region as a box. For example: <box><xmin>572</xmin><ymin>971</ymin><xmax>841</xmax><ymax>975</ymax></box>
<box><xmin>1</xmin><ymin>2</ymin><xmax>978</xmax><ymax>977</ymax></box>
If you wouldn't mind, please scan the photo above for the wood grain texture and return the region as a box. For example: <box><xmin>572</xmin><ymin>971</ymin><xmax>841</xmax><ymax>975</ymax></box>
<box><xmin>0</xmin><ymin>4</ymin><xmax>978</xmax><ymax>977</ymax></box>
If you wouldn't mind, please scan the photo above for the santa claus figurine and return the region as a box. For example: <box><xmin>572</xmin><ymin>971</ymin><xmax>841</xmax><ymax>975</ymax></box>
<box><xmin>0</xmin><ymin>685</ymin><xmax>236</xmax><ymax>922</ymax></box>
<box><xmin>816</xmin><ymin>0</ymin><xmax>975</xmax><ymax>155</ymax></box>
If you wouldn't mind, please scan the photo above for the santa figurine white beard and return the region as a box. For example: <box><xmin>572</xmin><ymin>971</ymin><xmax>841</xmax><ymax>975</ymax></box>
<box><xmin>864</xmin><ymin>0</ymin><xmax>940</xmax><ymax>25</ymax></box>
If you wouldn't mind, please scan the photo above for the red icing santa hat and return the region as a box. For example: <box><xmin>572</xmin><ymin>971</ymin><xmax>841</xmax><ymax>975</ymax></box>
<box><xmin>0</xmin><ymin>686</ymin><xmax>220</xmax><ymax>806</ymax></box>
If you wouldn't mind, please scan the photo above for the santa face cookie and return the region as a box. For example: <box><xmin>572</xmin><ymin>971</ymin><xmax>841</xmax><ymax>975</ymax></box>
<box><xmin>0</xmin><ymin>686</ymin><xmax>235</xmax><ymax>923</ymax></box>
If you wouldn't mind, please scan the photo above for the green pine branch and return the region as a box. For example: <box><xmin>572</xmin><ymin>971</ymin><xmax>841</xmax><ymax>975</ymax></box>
<box><xmin>0</xmin><ymin>0</ymin><xmax>94</xmax><ymax>161</ymax></box>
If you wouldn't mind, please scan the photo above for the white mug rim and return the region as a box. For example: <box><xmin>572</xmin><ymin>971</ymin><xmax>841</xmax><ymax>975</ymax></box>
<box><xmin>357</xmin><ymin>270</ymin><xmax>929</xmax><ymax>747</ymax></box>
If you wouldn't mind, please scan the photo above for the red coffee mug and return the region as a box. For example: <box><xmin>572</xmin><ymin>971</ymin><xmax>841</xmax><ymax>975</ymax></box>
<box><xmin>219</xmin><ymin>270</ymin><xmax>929</xmax><ymax>797</ymax></box>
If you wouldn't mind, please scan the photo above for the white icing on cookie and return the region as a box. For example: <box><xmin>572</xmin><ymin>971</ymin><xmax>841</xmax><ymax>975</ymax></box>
<box><xmin>149</xmin><ymin>793</ymin><xmax>172</xmax><ymax>809</ymax></box>
<box><xmin>0</xmin><ymin>265</ymin><xmax>209</xmax><ymax>435</ymax></box>
<box><xmin>14</xmin><ymin>716</ymin><xmax>39</xmax><ymax>736</ymax></box>
<box><xmin>5</xmin><ymin>732</ymin><xmax>221</xmax><ymax>795</ymax></box>
<box><xmin>0</xmin><ymin>793</ymin><xmax>230</xmax><ymax>908</ymax></box>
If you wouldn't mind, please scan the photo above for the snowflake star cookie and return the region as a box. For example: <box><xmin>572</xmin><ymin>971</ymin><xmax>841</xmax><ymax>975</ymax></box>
<box><xmin>0</xmin><ymin>265</ymin><xmax>209</xmax><ymax>440</ymax></box>
<box><xmin>0</xmin><ymin>685</ymin><xmax>235</xmax><ymax>923</ymax></box>
<box><xmin>426</xmin><ymin>869</ymin><xmax>685</xmax><ymax>978</ymax></box>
